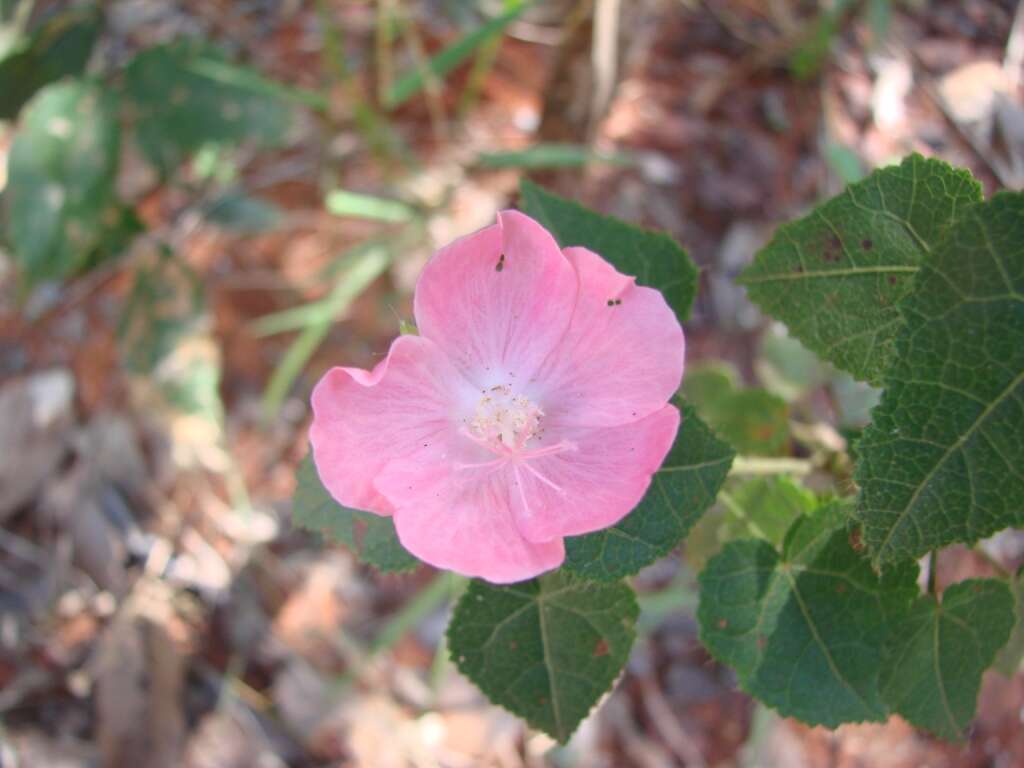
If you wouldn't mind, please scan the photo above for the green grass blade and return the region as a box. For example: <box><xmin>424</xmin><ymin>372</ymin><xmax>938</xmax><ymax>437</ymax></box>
<box><xmin>325</xmin><ymin>189</ymin><xmax>416</xmax><ymax>222</ymax></box>
<box><xmin>384</xmin><ymin>2</ymin><xmax>527</xmax><ymax>109</ymax></box>
<box><xmin>261</xmin><ymin>243</ymin><xmax>391</xmax><ymax>419</ymax></box>
<box><xmin>478</xmin><ymin>143</ymin><xmax>633</xmax><ymax>169</ymax></box>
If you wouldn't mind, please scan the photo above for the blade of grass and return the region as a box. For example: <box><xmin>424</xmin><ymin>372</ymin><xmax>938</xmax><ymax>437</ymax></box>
<box><xmin>384</xmin><ymin>1</ymin><xmax>528</xmax><ymax>109</ymax></box>
<box><xmin>391</xmin><ymin>0</ymin><xmax>448</xmax><ymax>141</ymax></box>
<box><xmin>369</xmin><ymin>573</ymin><xmax>457</xmax><ymax>656</ymax></box>
<box><xmin>314</xmin><ymin>0</ymin><xmax>406</xmax><ymax>161</ymax></box>
<box><xmin>251</xmin><ymin>239</ymin><xmax>392</xmax><ymax>336</ymax></box>
<box><xmin>324</xmin><ymin>189</ymin><xmax>416</xmax><ymax>222</ymax></box>
<box><xmin>260</xmin><ymin>243</ymin><xmax>391</xmax><ymax>419</ymax></box>
<box><xmin>376</xmin><ymin>0</ymin><xmax>397</xmax><ymax>104</ymax></box>
<box><xmin>477</xmin><ymin>143</ymin><xmax>634</xmax><ymax>169</ymax></box>
<box><xmin>456</xmin><ymin>30</ymin><xmax>502</xmax><ymax>118</ymax></box>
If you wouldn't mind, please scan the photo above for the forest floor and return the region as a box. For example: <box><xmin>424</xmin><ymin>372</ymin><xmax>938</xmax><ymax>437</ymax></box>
<box><xmin>1</xmin><ymin>0</ymin><xmax>1023</xmax><ymax>766</ymax></box>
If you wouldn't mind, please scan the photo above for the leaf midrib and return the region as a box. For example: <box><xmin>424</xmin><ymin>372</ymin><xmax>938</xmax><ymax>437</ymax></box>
<box><xmin>742</xmin><ymin>265</ymin><xmax>919</xmax><ymax>284</ymax></box>
<box><xmin>782</xmin><ymin>569</ymin><xmax>880</xmax><ymax>719</ymax></box>
<box><xmin>536</xmin><ymin>594</ymin><xmax>565</xmax><ymax>740</ymax></box>
<box><xmin>875</xmin><ymin>366</ymin><xmax>1024</xmax><ymax>561</ymax></box>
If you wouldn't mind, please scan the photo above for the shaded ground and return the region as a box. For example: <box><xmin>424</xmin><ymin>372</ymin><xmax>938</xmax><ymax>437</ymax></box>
<box><xmin>1</xmin><ymin>1</ymin><xmax>1022</xmax><ymax>766</ymax></box>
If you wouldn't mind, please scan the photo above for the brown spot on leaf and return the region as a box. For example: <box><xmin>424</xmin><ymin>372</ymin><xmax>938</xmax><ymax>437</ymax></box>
<box><xmin>717</xmin><ymin>618</ymin><xmax>728</xmax><ymax>630</ymax></box>
<box><xmin>836</xmin><ymin>583</ymin><xmax>847</xmax><ymax>594</ymax></box>
<box><xmin>849</xmin><ymin>527</ymin><xmax>864</xmax><ymax>552</ymax></box>
<box><xmin>593</xmin><ymin>639</ymin><xmax>610</xmax><ymax>658</ymax></box>
<box><xmin>861</xmin><ymin>238</ymin><xmax>873</xmax><ymax>250</ymax></box>
<box><xmin>887</xmin><ymin>275</ymin><xmax>897</xmax><ymax>285</ymax></box>
<box><xmin>757</xmin><ymin>635</ymin><xmax>767</xmax><ymax>650</ymax></box>
<box><xmin>822</xmin><ymin>234</ymin><xmax>843</xmax><ymax>263</ymax></box>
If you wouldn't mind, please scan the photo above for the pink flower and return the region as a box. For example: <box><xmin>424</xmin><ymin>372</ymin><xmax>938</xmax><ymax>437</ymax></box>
<box><xmin>310</xmin><ymin>211</ymin><xmax>684</xmax><ymax>583</ymax></box>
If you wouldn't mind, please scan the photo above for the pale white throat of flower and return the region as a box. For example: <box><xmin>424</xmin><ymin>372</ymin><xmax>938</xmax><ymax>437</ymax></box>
<box><xmin>457</xmin><ymin>384</ymin><xmax>575</xmax><ymax>490</ymax></box>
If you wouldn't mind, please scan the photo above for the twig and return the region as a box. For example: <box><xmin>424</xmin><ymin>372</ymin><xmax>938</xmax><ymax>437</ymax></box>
<box><xmin>1005</xmin><ymin>0</ymin><xmax>1024</xmax><ymax>88</ymax></box>
<box><xmin>639</xmin><ymin>674</ymin><xmax>707</xmax><ymax>768</ymax></box>
<box><xmin>589</xmin><ymin>0</ymin><xmax>621</xmax><ymax>135</ymax></box>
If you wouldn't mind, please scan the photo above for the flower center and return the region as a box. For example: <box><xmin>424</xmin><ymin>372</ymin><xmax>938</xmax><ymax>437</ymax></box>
<box><xmin>467</xmin><ymin>384</ymin><xmax>543</xmax><ymax>452</ymax></box>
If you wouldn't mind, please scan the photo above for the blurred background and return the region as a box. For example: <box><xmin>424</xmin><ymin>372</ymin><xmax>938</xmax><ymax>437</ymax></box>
<box><xmin>1</xmin><ymin>0</ymin><xmax>1022</xmax><ymax>766</ymax></box>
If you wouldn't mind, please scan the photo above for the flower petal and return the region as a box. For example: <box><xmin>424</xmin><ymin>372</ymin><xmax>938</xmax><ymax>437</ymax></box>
<box><xmin>378</xmin><ymin>460</ymin><xmax>565</xmax><ymax>583</ymax></box>
<box><xmin>413</xmin><ymin>210</ymin><xmax>577</xmax><ymax>386</ymax></box>
<box><xmin>509</xmin><ymin>405</ymin><xmax>680</xmax><ymax>543</ymax></box>
<box><xmin>535</xmin><ymin>246</ymin><xmax>685</xmax><ymax>428</ymax></box>
<box><xmin>309</xmin><ymin>335</ymin><xmax>477</xmax><ymax>515</ymax></box>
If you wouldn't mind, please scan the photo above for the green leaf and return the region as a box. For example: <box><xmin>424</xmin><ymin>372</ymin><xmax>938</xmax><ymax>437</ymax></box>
<box><xmin>519</xmin><ymin>179</ymin><xmax>699</xmax><ymax>325</ymax></box>
<box><xmin>724</xmin><ymin>476</ymin><xmax>818</xmax><ymax>547</ymax></box>
<box><xmin>756</xmin><ymin>326</ymin><xmax>829</xmax><ymax>402</ymax></box>
<box><xmin>681</xmin><ymin>363</ymin><xmax>790</xmax><ymax>456</ymax></box>
<box><xmin>855</xmin><ymin>192</ymin><xmax>1024</xmax><ymax>564</ymax></box>
<box><xmin>385</xmin><ymin>3</ymin><xmax>526</xmax><ymax>108</ymax></box>
<box><xmin>685</xmin><ymin>476</ymin><xmax>817</xmax><ymax>572</ymax></box>
<box><xmin>4</xmin><ymin>80</ymin><xmax>120</xmax><ymax>288</ymax></box>
<box><xmin>563</xmin><ymin>404</ymin><xmax>734</xmax><ymax>581</ymax></box>
<box><xmin>823</xmin><ymin>141</ymin><xmax>865</xmax><ymax>184</ymax></box>
<box><xmin>879</xmin><ymin>579</ymin><xmax>1014</xmax><ymax>740</ymax></box>
<box><xmin>118</xmin><ymin>250</ymin><xmax>223</xmax><ymax>429</ymax></box>
<box><xmin>698</xmin><ymin>503</ymin><xmax>918</xmax><ymax>727</ymax></box>
<box><xmin>122</xmin><ymin>42</ymin><xmax>290</xmax><ymax>175</ymax></box>
<box><xmin>678</xmin><ymin>362</ymin><xmax>738</xmax><ymax>413</ymax></box>
<box><xmin>448</xmin><ymin>572</ymin><xmax>638</xmax><ymax>743</ymax></box>
<box><xmin>993</xmin><ymin>567</ymin><xmax>1024</xmax><ymax>677</ymax></box>
<box><xmin>293</xmin><ymin>454</ymin><xmax>418</xmax><ymax>573</ymax></box>
<box><xmin>0</xmin><ymin>6</ymin><xmax>101</xmax><ymax>120</ymax></box>
<box><xmin>707</xmin><ymin>389</ymin><xmax>790</xmax><ymax>456</ymax></box>
<box><xmin>741</xmin><ymin>155</ymin><xmax>983</xmax><ymax>385</ymax></box>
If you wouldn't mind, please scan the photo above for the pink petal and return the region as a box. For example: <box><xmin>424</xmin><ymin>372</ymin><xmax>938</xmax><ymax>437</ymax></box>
<box><xmin>377</xmin><ymin>460</ymin><xmax>565</xmax><ymax>583</ymax></box>
<box><xmin>534</xmin><ymin>246</ymin><xmax>685</xmax><ymax>428</ymax></box>
<box><xmin>413</xmin><ymin>210</ymin><xmax>577</xmax><ymax>386</ymax></box>
<box><xmin>509</xmin><ymin>405</ymin><xmax>680</xmax><ymax>543</ymax></box>
<box><xmin>309</xmin><ymin>335</ymin><xmax>477</xmax><ymax>515</ymax></box>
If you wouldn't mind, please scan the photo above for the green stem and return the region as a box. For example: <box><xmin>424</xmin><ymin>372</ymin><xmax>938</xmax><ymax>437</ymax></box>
<box><xmin>457</xmin><ymin>32</ymin><xmax>502</xmax><ymax>118</ymax></box>
<box><xmin>369</xmin><ymin>573</ymin><xmax>454</xmax><ymax>657</ymax></box>
<box><xmin>729</xmin><ymin>456</ymin><xmax>813</xmax><ymax>476</ymax></box>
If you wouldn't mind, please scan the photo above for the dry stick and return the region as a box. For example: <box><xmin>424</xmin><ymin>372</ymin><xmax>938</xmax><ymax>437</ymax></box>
<box><xmin>894</xmin><ymin>24</ymin><xmax>1015</xmax><ymax>188</ymax></box>
<box><xmin>589</xmin><ymin>0</ymin><xmax>621</xmax><ymax>136</ymax></box>
<box><xmin>639</xmin><ymin>674</ymin><xmax>707</xmax><ymax>768</ymax></box>
<box><xmin>913</xmin><ymin>76</ymin><xmax>1013</xmax><ymax>188</ymax></box>
<box><xmin>1005</xmin><ymin>0</ymin><xmax>1024</xmax><ymax>88</ymax></box>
